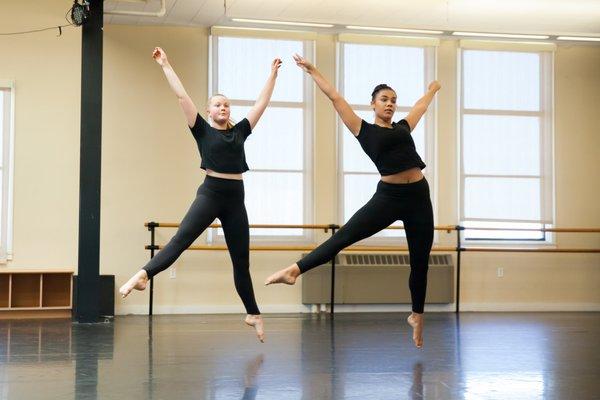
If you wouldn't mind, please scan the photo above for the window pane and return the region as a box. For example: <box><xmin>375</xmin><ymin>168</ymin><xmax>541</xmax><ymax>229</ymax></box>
<box><xmin>0</xmin><ymin>90</ymin><xmax>4</xmax><ymax>161</ymax></box>
<box><xmin>340</xmin><ymin>43</ymin><xmax>431</xmax><ymax>240</ymax></box>
<box><xmin>244</xmin><ymin>171</ymin><xmax>303</xmax><ymax>236</ymax></box>
<box><xmin>340</xmin><ymin>43</ymin><xmax>427</xmax><ymax>237</ymax></box>
<box><xmin>343</xmin><ymin>44</ymin><xmax>424</xmax><ymax>106</ymax></box>
<box><xmin>231</xmin><ymin>106</ymin><xmax>303</xmax><ymax>170</ymax></box>
<box><xmin>463</xmin><ymin>114</ymin><xmax>540</xmax><ymax>175</ymax></box>
<box><xmin>0</xmin><ymin>173</ymin><xmax>3</xmax><ymax>239</ymax></box>
<box><xmin>463</xmin><ymin>50</ymin><xmax>540</xmax><ymax>111</ymax></box>
<box><xmin>464</xmin><ymin>177</ymin><xmax>540</xmax><ymax>221</ymax></box>
<box><xmin>343</xmin><ymin>174</ymin><xmax>379</xmax><ymax>223</ymax></box>
<box><xmin>215</xmin><ymin>36</ymin><xmax>311</xmax><ymax>240</ymax></box>
<box><xmin>460</xmin><ymin>49</ymin><xmax>552</xmax><ymax>241</ymax></box>
<box><xmin>0</xmin><ymin>90</ymin><xmax>4</xmax><ymax>235</ymax></box>
<box><xmin>218</xmin><ymin>37</ymin><xmax>303</xmax><ymax>102</ymax></box>
<box><xmin>411</xmin><ymin>120</ymin><xmax>425</xmax><ymax>162</ymax></box>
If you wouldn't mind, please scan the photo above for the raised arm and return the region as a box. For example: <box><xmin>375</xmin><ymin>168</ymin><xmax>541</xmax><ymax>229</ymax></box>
<box><xmin>293</xmin><ymin>54</ymin><xmax>362</xmax><ymax>136</ymax></box>
<box><xmin>403</xmin><ymin>81</ymin><xmax>441</xmax><ymax>132</ymax></box>
<box><xmin>152</xmin><ymin>47</ymin><xmax>198</xmax><ymax>127</ymax></box>
<box><xmin>246</xmin><ymin>58</ymin><xmax>282</xmax><ymax>130</ymax></box>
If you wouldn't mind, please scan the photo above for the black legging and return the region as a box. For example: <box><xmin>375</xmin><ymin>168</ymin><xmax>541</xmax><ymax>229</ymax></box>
<box><xmin>297</xmin><ymin>177</ymin><xmax>434</xmax><ymax>313</ymax></box>
<box><xmin>143</xmin><ymin>175</ymin><xmax>260</xmax><ymax>315</ymax></box>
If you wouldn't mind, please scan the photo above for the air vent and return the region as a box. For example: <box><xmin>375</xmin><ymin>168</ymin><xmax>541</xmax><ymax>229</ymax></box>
<box><xmin>341</xmin><ymin>253</ymin><xmax>452</xmax><ymax>267</ymax></box>
<box><xmin>301</xmin><ymin>253</ymin><xmax>455</xmax><ymax>305</ymax></box>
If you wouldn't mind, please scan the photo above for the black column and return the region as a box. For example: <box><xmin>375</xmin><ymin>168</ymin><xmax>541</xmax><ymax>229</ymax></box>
<box><xmin>76</xmin><ymin>0</ymin><xmax>103</xmax><ymax>323</ymax></box>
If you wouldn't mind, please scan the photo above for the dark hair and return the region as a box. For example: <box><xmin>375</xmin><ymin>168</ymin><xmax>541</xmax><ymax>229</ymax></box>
<box><xmin>371</xmin><ymin>84</ymin><xmax>395</xmax><ymax>102</ymax></box>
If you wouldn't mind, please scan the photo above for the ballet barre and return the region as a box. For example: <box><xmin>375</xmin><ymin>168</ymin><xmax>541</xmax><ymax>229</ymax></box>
<box><xmin>144</xmin><ymin>222</ymin><xmax>599</xmax><ymax>315</ymax></box>
<box><xmin>143</xmin><ymin>222</ymin><xmax>458</xmax><ymax>316</ymax></box>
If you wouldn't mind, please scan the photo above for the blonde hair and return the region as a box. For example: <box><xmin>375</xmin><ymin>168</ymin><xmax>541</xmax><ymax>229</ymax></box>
<box><xmin>207</xmin><ymin>94</ymin><xmax>235</xmax><ymax>129</ymax></box>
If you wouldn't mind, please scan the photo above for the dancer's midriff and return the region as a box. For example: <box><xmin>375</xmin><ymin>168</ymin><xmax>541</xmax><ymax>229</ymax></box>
<box><xmin>380</xmin><ymin>167</ymin><xmax>424</xmax><ymax>184</ymax></box>
<box><xmin>206</xmin><ymin>169</ymin><xmax>243</xmax><ymax>180</ymax></box>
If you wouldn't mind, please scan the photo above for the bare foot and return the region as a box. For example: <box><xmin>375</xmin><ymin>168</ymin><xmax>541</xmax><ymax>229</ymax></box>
<box><xmin>264</xmin><ymin>264</ymin><xmax>300</xmax><ymax>285</ymax></box>
<box><xmin>119</xmin><ymin>270</ymin><xmax>149</xmax><ymax>298</ymax></box>
<box><xmin>407</xmin><ymin>312</ymin><xmax>424</xmax><ymax>349</ymax></box>
<box><xmin>244</xmin><ymin>354</ymin><xmax>264</xmax><ymax>387</ymax></box>
<box><xmin>245</xmin><ymin>315</ymin><xmax>265</xmax><ymax>343</ymax></box>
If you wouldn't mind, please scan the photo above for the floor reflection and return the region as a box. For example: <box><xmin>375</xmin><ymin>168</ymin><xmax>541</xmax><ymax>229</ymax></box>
<box><xmin>0</xmin><ymin>312</ymin><xmax>598</xmax><ymax>399</ymax></box>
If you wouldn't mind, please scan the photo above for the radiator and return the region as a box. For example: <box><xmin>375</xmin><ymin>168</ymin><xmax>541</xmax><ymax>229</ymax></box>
<box><xmin>301</xmin><ymin>253</ymin><xmax>454</xmax><ymax>304</ymax></box>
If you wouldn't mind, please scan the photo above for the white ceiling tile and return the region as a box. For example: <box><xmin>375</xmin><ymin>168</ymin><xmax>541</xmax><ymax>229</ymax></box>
<box><xmin>161</xmin><ymin>0</ymin><xmax>195</xmax><ymax>24</ymax></box>
<box><xmin>103</xmin><ymin>0</ymin><xmax>600</xmax><ymax>35</ymax></box>
<box><xmin>190</xmin><ymin>0</ymin><xmax>229</xmax><ymax>26</ymax></box>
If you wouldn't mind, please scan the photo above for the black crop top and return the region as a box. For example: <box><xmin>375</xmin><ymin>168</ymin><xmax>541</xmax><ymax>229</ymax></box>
<box><xmin>355</xmin><ymin>119</ymin><xmax>426</xmax><ymax>176</ymax></box>
<box><xmin>188</xmin><ymin>114</ymin><xmax>251</xmax><ymax>173</ymax></box>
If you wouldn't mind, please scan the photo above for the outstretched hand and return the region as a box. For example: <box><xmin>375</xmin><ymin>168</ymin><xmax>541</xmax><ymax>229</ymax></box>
<box><xmin>152</xmin><ymin>47</ymin><xmax>169</xmax><ymax>66</ymax></box>
<box><xmin>427</xmin><ymin>80</ymin><xmax>441</xmax><ymax>93</ymax></box>
<box><xmin>292</xmin><ymin>53</ymin><xmax>315</xmax><ymax>74</ymax></box>
<box><xmin>271</xmin><ymin>58</ymin><xmax>282</xmax><ymax>77</ymax></box>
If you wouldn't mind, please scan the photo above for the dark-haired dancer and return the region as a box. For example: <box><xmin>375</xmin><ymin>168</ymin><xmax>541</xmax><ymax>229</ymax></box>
<box><xmin>266</xmin><ymin>54</ymin><xmax>441</xmax><ymax>348</ymax></box>
<box><xmin>120</xmin><ymin>47</ymin><xmax>282</xmax><ymax>342</ymax></box>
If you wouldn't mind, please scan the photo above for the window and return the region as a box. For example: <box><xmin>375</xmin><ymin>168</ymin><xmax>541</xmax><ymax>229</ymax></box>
<box><xmin>459</xmin><ymin>46</ymin><xmax>554</xmax><ymax>241</ymax></box>
<box><xmin>0</xmin><ymin>82</ymin><xmax>15</xmax><ymax>262</ymax></box>
<box><xmin>338</xmin><ymin>38</ymin><xmax>437</xmax><ymax>241</ymax></box>
<box><xmin>209</xmin><ymin>32</ymin><xmax>314</xmax><ymax>241</ymax></box>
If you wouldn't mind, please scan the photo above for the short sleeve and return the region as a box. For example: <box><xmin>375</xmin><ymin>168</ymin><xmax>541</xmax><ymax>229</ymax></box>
<box><xmin>355</xmin><ymin>119</ymin><xmax>369</xmax><ymax>139</ymax></box>
<box><xmin>235</xmin><ymin>118</ymin><xmax>252</xmax><ymax>139</ymax></box>
<box><xmin>189</xmin><ymin>114</ymin><xmax>209</xmax><ymax>140</ymax></box>
<box><xmin>396</xmin><ymin>119</ymin><xmax>412</xmax><ymax>133</ymax></box>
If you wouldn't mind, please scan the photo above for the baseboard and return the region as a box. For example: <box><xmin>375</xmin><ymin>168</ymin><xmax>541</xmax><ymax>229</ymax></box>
<box><xmin>316</xmin><ymin>304</ymin><xmax>455</xmax><ymax>313</ymax></box>
<box><xmin>117</xmin><ymin>302</ymin><xmax>600</xmax><ymax>315</ymax></box>
<box><xmin>459</xmin><ymin>302</ymin><xmax>600</xmax><ymax>312</ymax></box>
<box><xmin>116</xmin><ymin>303</ymin><xmax>456</xmax><ymax>315</ymax></box>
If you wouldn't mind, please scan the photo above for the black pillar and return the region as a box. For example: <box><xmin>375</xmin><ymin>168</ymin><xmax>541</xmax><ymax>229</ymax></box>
<box><xmin>76</xmin><ymin>0</ymin><xmax>103</xmax><ymax>323</ymax></box>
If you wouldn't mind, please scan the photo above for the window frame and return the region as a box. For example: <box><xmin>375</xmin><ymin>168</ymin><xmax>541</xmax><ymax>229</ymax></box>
<box><xmin>207</xmin><ymin>32</ymin><xmax>315</xmax><ymax>244</ymax></box>
<box><xmin>457</xmin><ymin>45</ymin><xmax>555</xmax><ymax>244</ymax></box>
<box><xmin>336</xmin><ymin>40</ymin><xmax>438</xmax><ymax>245</ymax></box>
<box><xmin>0</xmin><ymin>80</ymin><xmax>15</xmax><ymax>262</ymax></box>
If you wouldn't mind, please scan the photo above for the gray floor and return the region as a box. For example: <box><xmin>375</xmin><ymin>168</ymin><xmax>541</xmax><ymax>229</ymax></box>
<box><xmin>0</xmin><ymin>312</ymin><xmax>599</xmax><ymax>400</ymax></box>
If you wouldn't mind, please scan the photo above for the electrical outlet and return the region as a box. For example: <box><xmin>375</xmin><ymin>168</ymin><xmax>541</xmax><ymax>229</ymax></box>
<box><xmin>497</xmin><ymin>267</ymin><xmax>504</xmax><ymax>278</ymax></box>
<box><xmin>170</xmin><ymin>267</ymin><xmax>176</xmax><ymax>279</ymax></box>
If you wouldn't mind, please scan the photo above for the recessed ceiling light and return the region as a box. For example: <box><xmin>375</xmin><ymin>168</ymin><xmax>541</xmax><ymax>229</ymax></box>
<box><xmin>346</xmin><ymin>25</ymin><xmax>444</xmax><ymax>35</ymax></box>
<box><xmin>231</xmin><ymin>18</ymin><xmax>334</xmax><ymax>28</ymax></box>
<box><xmin>556</xmin><ymin>36</ymin><xmax>600</xmax><ymax>42</ymax></box>
<box><xmin>452</xmin><ymin>31</ymin><xmax>549</xmax><ymax>40</ymax></box>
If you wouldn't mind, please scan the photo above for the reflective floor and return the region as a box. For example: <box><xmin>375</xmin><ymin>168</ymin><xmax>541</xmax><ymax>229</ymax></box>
<box><xmin>0</xmin><ymin>312</ymin><xmax>599</xmax><ymax>400</ymax></box>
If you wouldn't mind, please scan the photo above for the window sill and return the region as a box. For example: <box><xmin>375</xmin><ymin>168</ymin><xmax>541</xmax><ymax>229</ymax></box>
<box><xmin>0</xmin><ymin>252</ymin><xmax>13</xmax><ymax>264</ymax></box>
<box><xmin>462</xmin><ymin>240</ymin><xmax>555</xmax><ymax>248</ymax></box>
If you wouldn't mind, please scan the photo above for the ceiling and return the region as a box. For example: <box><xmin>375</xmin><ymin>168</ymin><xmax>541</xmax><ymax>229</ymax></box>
<box><xmin>103</xmin><ymin>0</ymin><xmax>600</xmax><ymax>37</ymax></box>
